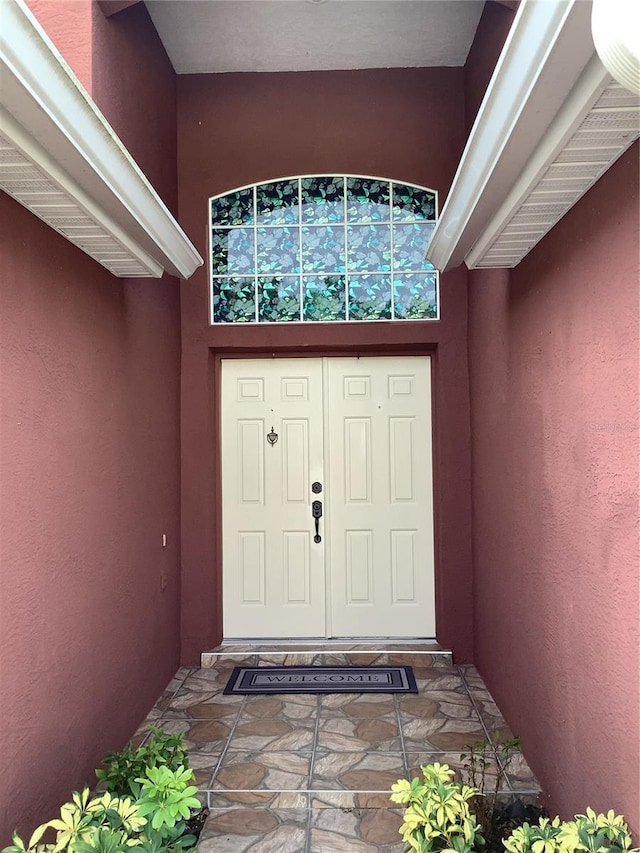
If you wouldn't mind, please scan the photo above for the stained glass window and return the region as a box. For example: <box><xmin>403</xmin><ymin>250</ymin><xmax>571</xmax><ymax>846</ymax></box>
<box><xmin>210</xmin><ymin>176</ymin><xmax>438</xmax><ymax>323</ymax></box>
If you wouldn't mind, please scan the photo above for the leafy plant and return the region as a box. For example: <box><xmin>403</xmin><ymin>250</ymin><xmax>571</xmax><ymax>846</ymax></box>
<box><xmin>133</xmin><ymin>827</ymin><xmax>196</xmax><ymax>853</ymax></box>
<box><xmin>391</xmin><ymin>762</ymin><xmax>485</xmax><ymax>853</ymax></box>
<box><xmin>1</xmin><ymin>783</ymin><xmax>199</xmax><ymax>853</ymax></box>
<box><xmin>71</xmin><ymin>828</ymin><xmax>131</xmax><ymax>853</ymax></box>
<box><xmin>96</xmin><ymin>728</ymin><xmax>188</xmax><ymax>798</ymax></box>
<box><xmin>504</xmin><ymin>810</ymin><xmax>640</xmax><ymax>853</ymax></box>
<box><xmin>460</xmin><ymin>734</ymin><xmax>522</xmax><ymax>839</ymax></box>
<box><xmin>3</xmin><ymin>821</ymin><xmax>51</xmax><ymax>853</ymax></box>
<box><xmin>504</xmin><ymin>817</ymin><xmax>563</xmax><ymax>853</ymax></box>
<box><xmin>2</xmin><ymin>789</ymin><xmax>144</xmax><ymax>853</ymax></box>
<box><xmin>135</xmin><ymin>766</ymin><xmax>200</xmax><ymax>834</ymax></box>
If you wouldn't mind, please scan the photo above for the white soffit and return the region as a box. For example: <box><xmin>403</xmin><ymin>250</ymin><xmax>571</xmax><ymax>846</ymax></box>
<box><xmin>0</xmin><ymin>0</ymin><xmax>203</xmax><ymax>279</ymax></box>
<box><xmin>145</xmin><ymin>0</ymin><xmax>485</xmax><ymax>75</ymax></box>
<box><xmin>427</xmin><ymin>0</ymin><xmax>640</xmax><ymax>272</ymax></box>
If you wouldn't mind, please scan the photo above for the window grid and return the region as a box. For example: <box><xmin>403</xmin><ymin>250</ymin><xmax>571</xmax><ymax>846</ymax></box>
<box><xmin>209</xmin><ymin>176</ymin><xmax>439</xmax><ymax>324</ymax></box>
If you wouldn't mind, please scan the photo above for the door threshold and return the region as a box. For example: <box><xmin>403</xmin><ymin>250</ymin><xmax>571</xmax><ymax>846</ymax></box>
<box><xmin>202</xmin><ymin>639</ymin><xmax>452</xmax><ymax>668</ymax></box>
<box><xmin>220</xmin><ymin>637</ymin><xmax>443</xmax><ymax>647</ymax></box>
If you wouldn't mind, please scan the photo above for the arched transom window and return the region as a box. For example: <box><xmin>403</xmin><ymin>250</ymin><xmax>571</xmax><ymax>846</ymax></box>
<box><xmin>209</xmin><ymin>176</ymin><xmax>439</xmax><ymax>324</ymax></box>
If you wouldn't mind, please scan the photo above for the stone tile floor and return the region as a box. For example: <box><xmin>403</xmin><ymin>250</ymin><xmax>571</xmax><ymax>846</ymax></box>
<box><xmin>135</xmin><ymin>644</ymin><xmax>541</xmax><ymax>852</ymax></box>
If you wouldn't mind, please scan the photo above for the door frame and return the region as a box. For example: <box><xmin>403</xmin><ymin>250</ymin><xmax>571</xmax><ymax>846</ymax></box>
<box><xmin>211</xmin><ymin>339</ymin><xmax>441</xmax><ymax>641</ymax></box>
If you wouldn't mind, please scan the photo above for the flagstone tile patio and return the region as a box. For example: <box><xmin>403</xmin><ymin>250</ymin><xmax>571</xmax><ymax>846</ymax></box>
<box><xmin>135</xmin><ymin>644</ymin><xmax>541</xmax><ymax>851</ymax></box>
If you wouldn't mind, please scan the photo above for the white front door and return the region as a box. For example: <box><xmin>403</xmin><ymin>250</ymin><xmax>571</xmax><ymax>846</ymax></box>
<box><xmin>221</xmin><ymin>356</ymin><xmax>435</xmax><ymax>639</ymax></box>
<box><xmin>221</xmin><ymin>359</ymin><xmax>326</xmax><ymax>638</ymax></box>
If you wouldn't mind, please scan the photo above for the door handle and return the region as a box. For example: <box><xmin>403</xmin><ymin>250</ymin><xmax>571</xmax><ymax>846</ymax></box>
<box><xmin>311</xmin><ymin>500</ymin><xmax>323</xmax><ymax>543</ymax></box>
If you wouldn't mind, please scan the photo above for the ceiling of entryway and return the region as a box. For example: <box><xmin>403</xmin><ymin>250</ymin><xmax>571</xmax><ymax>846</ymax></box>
<box><xmin>144</xmin><ymin>0</ymin><xmax>486</xmax><ymax>74</ymax></box>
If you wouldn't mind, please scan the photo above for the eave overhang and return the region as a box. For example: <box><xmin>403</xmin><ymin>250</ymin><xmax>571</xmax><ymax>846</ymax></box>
<box><xmin>427</xmin><ymin>0</ymin><xmax>640</xmax><ymax>272</ymax></box>
<box><xmin>0</xmin><ymin>0</ymin><xmax>203</xmax><ymax>279</ymax></box>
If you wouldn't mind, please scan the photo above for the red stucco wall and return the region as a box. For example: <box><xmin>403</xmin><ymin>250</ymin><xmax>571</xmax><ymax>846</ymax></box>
<box><xmin>464</xmin><ymin>1</ymin><xmax>515</xmax><ymax>133</ymax></box>
<box><xmin>91</xmin><ymin>3</ymin><xmax>177</xmax><ymax>207</ymax></box>
<box><xmin>24</xmin><ymin>0</ymin><xmax>93</xmax><ymax>91</ymax></box>
<box><xmin>0</xmin><ymin>5</ymin><xmax>181</xmax><ymax>840</ymax></box>
<box><xmin>176</xmin><ymin>68</ymin><xmax>474</xmax><ymax>663</ymax></box>
<box><xmin>468</xmin><ymin>144</ymin><xmax>639</xmax><ymax>830</ymax></box>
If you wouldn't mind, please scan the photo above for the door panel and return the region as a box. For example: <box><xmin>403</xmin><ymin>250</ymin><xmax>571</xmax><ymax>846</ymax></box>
<box><xmin>221</xmin><ymin>356</ymin><xmax>435</xmax><ymax>639</ymax></box>
<box><xmin>326</xmin><ymin>357</ymin><xmax>435</xmax><ymax>637</ymax></box>
<box><xmin>222</xmin><ymin>359</ymin><xmax>325</xmax><ymax>637</ymax></box>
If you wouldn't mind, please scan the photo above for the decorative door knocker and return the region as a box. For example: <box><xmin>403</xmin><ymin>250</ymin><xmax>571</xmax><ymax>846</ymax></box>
<box><xmin>267</xmin><ymin>426</ymin><xmax>278</xmax><ymax>446</ymax></box>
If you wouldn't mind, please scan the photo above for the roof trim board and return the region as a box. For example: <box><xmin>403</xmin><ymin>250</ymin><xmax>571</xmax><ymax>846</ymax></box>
<box><xmin>0</xmin><ymin>0</ymin><xmax>203</xmax><ymax>279</ymax></box>
<box><xmin>426</xmin><ymin>0</ymin><xmax>639</xmax><ymax>272</ymax></box>
<box><xmin>465</xmin><ymin>62</ymin><xmax>637</xmax><ymax>269</ymax></box>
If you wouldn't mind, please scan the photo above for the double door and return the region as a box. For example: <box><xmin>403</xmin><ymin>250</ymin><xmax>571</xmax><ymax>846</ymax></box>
<box><xmin>221</xmin><ymin>356</ymin><xmax>435</xmax><ymax>638</ymax></box>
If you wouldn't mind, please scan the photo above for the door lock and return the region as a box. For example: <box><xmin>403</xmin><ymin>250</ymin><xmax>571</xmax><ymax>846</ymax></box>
<box><xmin>311</xmin><ymin>499</ymin><xmax>323</xmax><ymax>543</ymax></box>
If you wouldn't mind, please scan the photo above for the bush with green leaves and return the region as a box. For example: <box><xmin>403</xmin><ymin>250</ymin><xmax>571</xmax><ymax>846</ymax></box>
<box><xmin>96</xmin><ymin>727</ymin><xmax>189</xmax><ymax>798</ymax></box>
<box><xmin>391</xmin><ymin>762</ymin><xmax>485</xmax><ymax>853</ymax></box>
<box><xmin>135</xmin><ymin>766</ymin><xmax>200</xmax><ymax>834</ymax></box>
<box><xmin>503</xmin><ymin>810</ymin><xmax>640</xmax><ymax>853</ymax></box>
<box><xmin>2</xmin><ymin>767</ymin><xmax>200</xmax><ymax>853</ymax></box>
<box><xmin>3</xmin><ymin>790</ymin><xmax>143</xmax><ymax>853</ymax></box>
<box><xmin>504</xmin><ymin>817</ymin><xmax>563</xmax><ymax>853</ymax></box>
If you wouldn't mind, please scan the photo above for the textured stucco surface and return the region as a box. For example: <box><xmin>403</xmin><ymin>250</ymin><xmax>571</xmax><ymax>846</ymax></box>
<box><xmin>91</xmin><ymin>2</ymin><xmax>177</xmax><ymax>207</ymax></box>
<box><xmin>464</xmin><ymin>1</ymin><xmax>515</xmax><ymax>134</ymax></box>
<box><xmin>468</xmin><ymin>143</ymin><xmax>639</xmax><ymax>832</ymax></box>
<box><xmin>0</xmin><ymin>5</ymin><xmax>181</xmax><ymax>841</ymax></box>
<box><xmin>24</xmin><ymin>0</ymin><xmax>94</xmax><ymax>92</ymax></box>
<box><xmin>176</xmin><ymin>67</ymin><xmax>474</xmax><ymax>663</ymax></box>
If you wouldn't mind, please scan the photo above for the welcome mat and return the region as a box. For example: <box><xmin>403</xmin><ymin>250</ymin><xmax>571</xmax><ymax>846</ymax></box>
<box><xmin>223</xmin><ymin>665</ymin><xmax>418</xmax><ymax>695</ymax></box>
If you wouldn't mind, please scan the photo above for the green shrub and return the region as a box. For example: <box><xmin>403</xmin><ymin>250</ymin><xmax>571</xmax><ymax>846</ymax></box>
<box><xmin>2</xmin><ymin>789</ymin><xmax>147</xmax><ymax>853</ymax></box>
<box><xmin>503</xmin><ymin>810</ymin><xmax>640</xmax><ymax>853</ymax></box>
<box><xmin>390</xmin><ymin>762</ymin><xmax>485</xmax><ymax>853</ymax></box>
<box><xmin>1</xmin><ymin>773</ymin><xmax>199</xmax><ymax>853</ymax></box>
<box><xmin>391</xmin><ymin>761</ymin><xmax>640</xmax><ymax>853</ymax></box>
<box><xmin>135</xmin><ymin>766</ymin><xmax>201</xmax><ymax>833</ymax></box>
<box><xmin>96</xmin><ymin>728</ymin><xmax>188</xmax><ymax>798</ymax></box>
